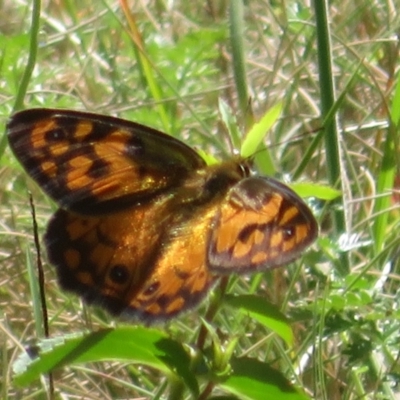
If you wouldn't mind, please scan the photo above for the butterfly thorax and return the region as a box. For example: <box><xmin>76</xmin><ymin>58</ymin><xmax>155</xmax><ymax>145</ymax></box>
<box><xmin>172</xmin><ymin>157</ymin><xmax>253</xmax><ymax>207</ymax></box>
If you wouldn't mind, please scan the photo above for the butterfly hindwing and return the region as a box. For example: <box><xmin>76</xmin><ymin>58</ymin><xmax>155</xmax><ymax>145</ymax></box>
<box><xmin>208</xmin><ymin>177</ymin><xmax>318</xmax><ymax>272</ymax></box>
<box><xmin>45</xmin><ymin>194</ymin><xmax>216</xmax><ymax>322</ymax></box>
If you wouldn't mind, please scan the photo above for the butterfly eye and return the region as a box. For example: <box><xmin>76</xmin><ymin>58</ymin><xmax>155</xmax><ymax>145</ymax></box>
<box><xmin>237</xmin><ymin>159</ymin><xmax>254</xmax><ymax>177</ymax></box>
<box><xmin>239</xmin><ymin>163</ymin><xmax>249</xmax><ymax>175</ymax></box>
<box><xmin>109</xmin><ymin>264</ymin><xmax>130</xmax><ymax>285</ymax></box>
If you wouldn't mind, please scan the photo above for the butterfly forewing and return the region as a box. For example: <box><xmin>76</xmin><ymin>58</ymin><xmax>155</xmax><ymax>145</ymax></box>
<box><xmin>208</xmin><ymin>177</ymin><xmax>318</xmax><ymax>272</ymax></box>
<box><xmin>7</xmin><ymin>109</ymin><xmax>206</xmax><ymax>214</ymax></box>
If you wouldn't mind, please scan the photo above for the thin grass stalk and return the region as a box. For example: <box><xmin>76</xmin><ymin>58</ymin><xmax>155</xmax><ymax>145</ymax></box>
<box><xmin>229</xmin><ymin>0</ymin><xmax>253</xmax><ymax>129</ymax></box>
<box><xmin>313</xmin><ymin>0</ymin><xmax>349</xmax><ymax>275</ymax></box>
<box><xmin>120</xmin><ymin>0</ymin><xmax>171</xmax><ymax>133</ymax></box>
<box><xmin>0</xmin><ymin>0</ymin><xmax>41</xmax><ymax>157</ymax></box>
<box><xmin>12</xmin><ymin>0</ymin><xmax>41</xmax><ymax>112</ymax></box>
<box><xmin>372</xmin><ymin>75</ymin><xmax>399</xmax><ymax>253</ymax></box>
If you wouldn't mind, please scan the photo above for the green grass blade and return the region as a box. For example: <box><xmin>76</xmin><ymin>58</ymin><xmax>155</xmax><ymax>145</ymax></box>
<box><xmin>12</xmin><ymin>0</ymin><xmax>41</xmax><ymax>112</ymax></box>
<box><xmin>372</xmin><ymin>75</ymin><xmax>399</xmax><ymax>252</ymax></box>
<box><xmin>240</xmin><ymin>102</ymin><xmax>282</xmax><ymax>159</ymax></box>
<box><xmin>313</xmin><ymin>0</ymin><xmax>349</xmax><ymax>275</ymax></box>
<box><xmin>229</xmin><ymin>0</ymin><xmax>252</xmax><ymax>127</ymax></box>
<box><xmin>121</xmin><ymin>2</ymin><xmax>171</xmax><ymax>133</ymax></box>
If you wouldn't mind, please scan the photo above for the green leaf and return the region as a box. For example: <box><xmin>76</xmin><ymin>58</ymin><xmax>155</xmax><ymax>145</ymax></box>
<box><xmin>240</xmin><ymin>102</ymin><xmax>282</xmax><ymax>158</ymax></box>
<box><xmin>0</xmin><ymin>34</ymin><xmax>30</xmax><ymax>85</ymax></box>
<box><xmin>290</xmin><ymin>182</ymin><xmax>340</xmax><ymax>200</ymax></box>
<box><xmin>220</xmin><ymin>357</ymin><xmax>310</xmax><ymax>400</ymax></box>
<box><xmin>13</xmin><ymin>326</ymin><xmax>198</xmax><ymax>396</ymax></box>
<box><xmin>224</xmin><ymin>294</ymin><xmax>293</xmax><ymax>346</ymax></box>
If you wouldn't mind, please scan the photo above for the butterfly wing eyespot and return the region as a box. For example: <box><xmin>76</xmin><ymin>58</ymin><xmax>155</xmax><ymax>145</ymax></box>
<box><xmin>208</xmin><ymin>176</ymin><xmax>318</xmax><ymax>272</ymax></box>
<box><xmin>7</xmin><ymin>108</ymin><xmax>206</xmax><ymax>214</ymax></box>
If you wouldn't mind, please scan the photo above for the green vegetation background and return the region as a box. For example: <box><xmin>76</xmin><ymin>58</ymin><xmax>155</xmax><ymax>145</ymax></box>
<box><xmin>1</xmin><ymin>1</ymin><xmax>399</xmax><ymax>399</ymax></box>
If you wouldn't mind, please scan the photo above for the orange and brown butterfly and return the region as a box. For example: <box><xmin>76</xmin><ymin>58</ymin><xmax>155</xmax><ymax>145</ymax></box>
<box><xmin>7</xmin><ymin>108</ymin><xmax>318</xmax><ymax>323</ymax></box>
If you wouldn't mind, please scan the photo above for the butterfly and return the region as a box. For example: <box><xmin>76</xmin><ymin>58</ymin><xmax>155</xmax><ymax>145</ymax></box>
<box><xmin>7</xmin><ymin>108</ymin><xmax>318</xmax><ymax>323</ymax></box>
